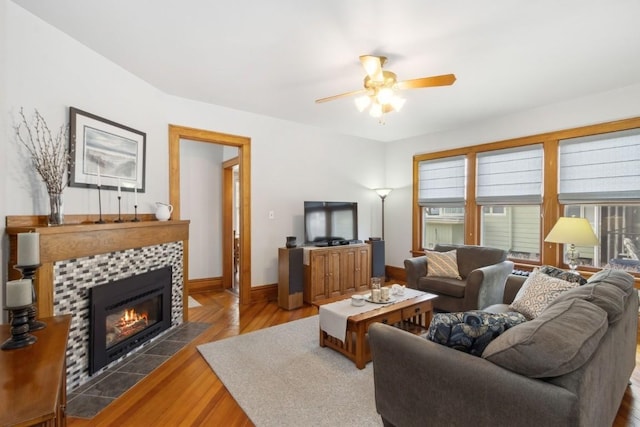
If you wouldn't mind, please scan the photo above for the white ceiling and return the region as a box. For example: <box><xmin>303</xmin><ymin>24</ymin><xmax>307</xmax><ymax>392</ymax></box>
<box><xmin>12</xmin><ymin>0</ymin><xmax>640</xmax><ymax>142</ymax></box>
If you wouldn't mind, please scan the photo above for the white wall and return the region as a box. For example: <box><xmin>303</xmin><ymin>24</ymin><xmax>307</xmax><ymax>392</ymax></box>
<box><xmin>179</xmin><ymin>139</ymin><xmax>224</xmax><ymax>279</ymax></box>
<box><xmin>0</xmin><ymin>0</ymin><xmax>8</xmax><ymax>319</ymax></box>
<box><xmin>383</xmin><ymin>83</ymin><xmax>640</xmax><ymax>268</ymax></box>
<box><xmin>1</xmin><ymin>1</ymin><xmax>386</xmax><ymax>310</ymax></box>
<box><xmin>166</xmin><ymin>96</ymin><xmax>386</xmax><ymax>285</ymax></box>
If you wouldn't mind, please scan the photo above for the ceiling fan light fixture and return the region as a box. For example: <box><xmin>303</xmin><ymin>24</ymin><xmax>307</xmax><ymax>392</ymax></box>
<box><xmin>354</xmin><ymin>95</ymin><xmax>371</xmax><ymax>112</ymax></box>
<box><xmin>369</xmin><ymin>102</ymin><xmax>383</xmax><ymax>118</ymax></box>
<box><xmin>377</xmin><ymin>87</ymin><xmax>395</xmax><ymax>104</ymax></box>
<box><xmin>390</xmin><ymin>96</ymin><xmax>406</xmax><ymax>112</ymax></box>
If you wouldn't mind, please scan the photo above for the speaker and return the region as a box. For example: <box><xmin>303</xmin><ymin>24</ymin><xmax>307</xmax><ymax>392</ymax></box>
<box><xmin>368</xmin><ymin>239</ymin><xmax>385</xmax><ymax>278</ymax></box>
<box><xmin>278</xmin><ymin>247</ymin><xmax>304</xmax><ymax>310</ymax></box>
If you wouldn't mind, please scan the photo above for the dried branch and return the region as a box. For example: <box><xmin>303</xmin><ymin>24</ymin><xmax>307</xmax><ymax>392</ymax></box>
<box><xmin>15</xmin><ymin>108</ymin><xmax>70</xmax><ymax>195</ymax></box>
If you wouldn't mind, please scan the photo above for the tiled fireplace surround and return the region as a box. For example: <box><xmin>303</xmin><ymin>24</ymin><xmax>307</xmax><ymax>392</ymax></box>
<box><xmin>6</xmin><ymin>218</ymin><xmax>190</xmax><ymax>393</ymax></box>
<box><xmin>55</xmin><ymin>242</ymin><xmax>184</xmax><ymax>391</ymax></box>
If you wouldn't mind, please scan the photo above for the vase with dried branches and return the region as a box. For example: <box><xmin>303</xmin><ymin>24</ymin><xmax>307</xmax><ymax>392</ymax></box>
<box><xmin>15</xmin><ymin>108</ymin><xmax>70</xmax><ymax>225</ymax></box>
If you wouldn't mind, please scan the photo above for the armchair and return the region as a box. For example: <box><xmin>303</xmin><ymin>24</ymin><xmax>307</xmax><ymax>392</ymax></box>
<box><xmin>404</xmin><ymin>244</ymin><xmax>513</xmax><ymax>312</ymax></box>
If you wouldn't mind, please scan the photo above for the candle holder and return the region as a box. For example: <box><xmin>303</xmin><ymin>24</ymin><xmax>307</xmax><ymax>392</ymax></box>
<box><xmin>96</xmin><ymin>185</ymin><xmax>106</xmax><ymax>224</ymax></box>
<box><xmin>115</xmin><ymin>195</ymin><xmax>124</xmax><ymax>223</ymax></box>
<box><xmin>132</xmin><ymin>204</ymin><xmax>140</xmax><ymax>222</ymax></box>
<box><xmin>14</xmin><ymin>264</ymin><xmax>46</xmax><ymax>331</ymax></box>
<box><xmin>1</xmin><ymin>305</ymin><xmax>37</xmax><ymax>350</ymax></box>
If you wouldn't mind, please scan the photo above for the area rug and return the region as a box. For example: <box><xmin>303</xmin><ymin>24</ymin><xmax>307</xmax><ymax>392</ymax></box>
<box><xmin>197</xmin><ymin>316</ymin><xmax>382</xmax><ymax>426</ymax></box>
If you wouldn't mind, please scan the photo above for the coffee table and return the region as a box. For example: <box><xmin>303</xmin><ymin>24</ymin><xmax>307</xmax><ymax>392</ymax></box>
<box><xmin>316</xmin><ymin>290</ymin><xmax>437</xmax><ymax>369</ymax></box>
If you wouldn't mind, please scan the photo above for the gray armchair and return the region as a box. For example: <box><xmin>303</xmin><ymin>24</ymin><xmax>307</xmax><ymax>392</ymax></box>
<box><xmin>404</xmin><ymin>244</ymin><xmax>513</xmax><ymax>312</ymax></box>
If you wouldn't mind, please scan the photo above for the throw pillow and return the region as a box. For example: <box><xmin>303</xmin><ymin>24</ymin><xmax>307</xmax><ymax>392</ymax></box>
<box><xmin>426</xmin><ymin>310</ymin><xmax>527</xmax><ymax>357</ymax></box>
<box><xmin>482</xmin><ymin>298</ymin><xmax>608</xmax><ymax>378</ymax></box>
<box><xmin>424</xmin><ymin>250</ymin><xmax>461</xmax><ymax>279</ymax></box>
<box><xmin>539</xmin><ymin>265</ymin><xmax>587</xmax><ymax>285</ymax></box>
<box><xmin>509</xmin><ymin>269</ymin><xmax>579</xmax><ymax>320</ymax></box>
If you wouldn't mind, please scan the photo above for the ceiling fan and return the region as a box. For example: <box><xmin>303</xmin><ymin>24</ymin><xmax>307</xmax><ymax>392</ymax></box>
<box><xmin>315</xmin><ymin>55</ymin><xmax>456</xmax><ymax>118</ymax></box>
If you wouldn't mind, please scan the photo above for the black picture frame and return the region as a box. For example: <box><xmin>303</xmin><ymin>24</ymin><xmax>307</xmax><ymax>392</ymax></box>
<box><xmin>69</xmin><ymin>107</ymin><xmax>146</xmax><ymax>193</ymax></box>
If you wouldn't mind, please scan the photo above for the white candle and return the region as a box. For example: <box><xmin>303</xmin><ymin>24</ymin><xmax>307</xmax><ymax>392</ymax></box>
<box><xmin>17</xmin><ymin>232</ymin><xmax>40</xmax><ymax>266</ymax></box>
<box><xmin>118</xmin><ymin>179</ymin><xmax>122</xmax><ymax>197</ymax></box>
<box><xmin>97</xmin><ymin>165</ymin><xmax>102</xmax><ymax>187</ymax></box>
<box><xmin>134</xmin><ymin>185</ymin><xmax>138</xmax><ymax>205</ymax></box>
<box><xmin>6</xmin><ymin>279</ymin><xmax>32</xmax><ymax>307</ymax></box>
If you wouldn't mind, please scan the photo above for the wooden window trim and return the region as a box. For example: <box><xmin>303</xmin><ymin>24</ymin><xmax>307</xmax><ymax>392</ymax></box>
<box><xmin>412</xmin><ymin>116</ymin><xmax>640</xmax><ymax>274</ymax></box>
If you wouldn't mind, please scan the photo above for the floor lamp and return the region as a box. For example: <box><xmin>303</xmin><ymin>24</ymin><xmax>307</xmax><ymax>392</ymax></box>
<box><xmin>374</xmin><ymin>188</ymin><xmax>392</xmax><ymax>240</ymax></box>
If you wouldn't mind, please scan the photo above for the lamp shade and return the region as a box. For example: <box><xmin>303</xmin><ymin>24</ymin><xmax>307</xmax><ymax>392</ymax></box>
<box><xmin>544</xmin><ymin>217</ymin><xmax>599</xmax><ymax>246</ymax></box>
<box><xmin>374</xmin><ymin>188</ymin><xmax>392</xmax><ymax>199</ymax></box>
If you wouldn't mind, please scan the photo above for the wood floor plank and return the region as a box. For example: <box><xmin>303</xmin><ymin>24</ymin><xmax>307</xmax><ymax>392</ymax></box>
<box><xmin>68</xmin><ymin>290</ymin><xmax>637</xmax><ymax>426</ymax></box>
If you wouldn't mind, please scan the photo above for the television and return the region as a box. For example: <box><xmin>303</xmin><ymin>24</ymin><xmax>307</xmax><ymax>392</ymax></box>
<box><xmin>304</xmin><ymin>201</ymin><xmax>358</xmax><ymax>246</ymax></box>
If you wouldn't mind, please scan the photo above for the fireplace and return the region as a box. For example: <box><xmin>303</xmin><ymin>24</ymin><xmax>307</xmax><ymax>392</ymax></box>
<box><xmin>89</xmin><ymin>266</ymin><xmax>173</xmax><ymax>374</ymax></box>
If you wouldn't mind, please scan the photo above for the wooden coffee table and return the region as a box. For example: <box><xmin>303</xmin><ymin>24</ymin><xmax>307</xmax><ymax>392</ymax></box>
<box><xmin>316</xmin><ymin>291</ymin><xmax>437</xmax><ymax>369</ymax></box>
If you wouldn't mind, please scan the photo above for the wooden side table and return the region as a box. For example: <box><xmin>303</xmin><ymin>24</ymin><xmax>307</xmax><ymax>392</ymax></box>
<box><xmin>0</xmin><ymin>314</ymin><xmax>71</xmax><ymax>427</ymax></box>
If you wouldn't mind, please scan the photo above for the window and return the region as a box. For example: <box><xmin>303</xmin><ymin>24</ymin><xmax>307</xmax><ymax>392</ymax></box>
<box><xmin>562</xmin><ymin>205</ymin><xmax>640</xmax><ymax>273</ymax></box>
<box><xmin>482</xmin><ymin>206</ymin><xmax>505</xmax><ymax>215</ymax></box>
<box><xmin>477</xmin><ymin>146</ymin><xmax>543</xmax><ymax>261</ymax></box>
<box><xmin>412</xmin><ymin>116</ymin><xmax>640</xmax><ymax>276</ymax></box>
<box><xmin>418</xmin><ymin>156</ymin><xmax>466</xmax><ymax>249</ymax></box>
<box><xmin>559</xmin><ymin>129</ymin><xmax>640</xmax><ymax>273</ymax></box>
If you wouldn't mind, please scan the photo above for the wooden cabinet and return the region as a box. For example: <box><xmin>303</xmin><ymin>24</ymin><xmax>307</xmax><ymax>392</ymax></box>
<box><xmin>303</xmin><ymin>244</ymin><xmax>371</xmax><ymax>303</ymax></box>
<box><xmin>0</xmin><ymin>315</ymin><xmax>71</xmax><ymax>427</ymax></box>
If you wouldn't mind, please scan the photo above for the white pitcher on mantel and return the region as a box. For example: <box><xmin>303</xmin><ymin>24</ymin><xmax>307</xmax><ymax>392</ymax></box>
<box><xmin>155</xmin><ymin>202</ymin><xmax>173</xmax><ymax>221</ymax></box>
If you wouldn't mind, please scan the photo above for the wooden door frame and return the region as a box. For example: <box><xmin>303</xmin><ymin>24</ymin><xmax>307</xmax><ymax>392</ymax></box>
<box><xmin>222</xmin><ymin>157</ymin><xmax>238</xmax><ymax>289</ymax></box>
<box><xmin>168</xmin><ymin>124</ymin><xmax>252</xmax><ymax>305</ymax></box>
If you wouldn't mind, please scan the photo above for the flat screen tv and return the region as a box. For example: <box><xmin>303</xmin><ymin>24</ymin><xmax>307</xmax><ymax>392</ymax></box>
<box><xmin>304</xmin><ymin>201</ymin><xmax>358</xmax><ymax>246</ymax></box>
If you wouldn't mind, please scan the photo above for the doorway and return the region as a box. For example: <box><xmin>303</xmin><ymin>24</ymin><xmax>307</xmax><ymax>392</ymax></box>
<box><xmin>168</xmin><ymin>125</ymin><xmax>252</xmax><ymax>305</ymax></box>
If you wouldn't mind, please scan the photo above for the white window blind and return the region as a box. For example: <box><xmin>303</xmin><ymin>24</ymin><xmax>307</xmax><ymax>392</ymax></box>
<box><xmin>476</xmin><ymin>145</ymin><xmax>543</xmax><ymax>204</ymax></box>
<box><xmin>559</xmin><ymin>129</ymin><xmax>640</xmax><ymax>203</ymax></box>
<box><xmin>418</xmin><ymin>156</ymin><xmax>466</xmax><ymax>207</ymax></box>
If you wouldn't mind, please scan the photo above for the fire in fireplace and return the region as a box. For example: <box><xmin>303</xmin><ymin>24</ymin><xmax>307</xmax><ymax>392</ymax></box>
<box><xmin>89</xmin><ymin>266</ymin><xmax>172</xmax><ymax>374</ymax></box>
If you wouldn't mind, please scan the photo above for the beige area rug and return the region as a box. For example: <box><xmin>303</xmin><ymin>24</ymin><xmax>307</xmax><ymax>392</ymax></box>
<box><xmin>188</xmin><ymin>296</ymin><xmax>202</xmax><ymax>308</ymax></box>
<box><xmin>197</xmin><ymin>316</ymin><xmax>382</xmax><ymax>427</ymax></box>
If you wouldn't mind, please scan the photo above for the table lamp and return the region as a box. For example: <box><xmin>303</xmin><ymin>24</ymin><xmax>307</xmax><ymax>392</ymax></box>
<box><xmin>544</xmin><ymin>217</ymin><xmax>599</xmax><ymax>272</ymax></box>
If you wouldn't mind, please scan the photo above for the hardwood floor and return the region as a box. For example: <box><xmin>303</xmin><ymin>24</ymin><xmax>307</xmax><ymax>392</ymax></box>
<box><xmin>68</xmin><ymin>290</ymin><xmax>640</xmax><ymax>426</ymax></box>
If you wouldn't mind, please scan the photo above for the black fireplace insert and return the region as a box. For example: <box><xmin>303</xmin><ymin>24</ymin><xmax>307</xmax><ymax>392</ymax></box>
<box><xmin>89</xmin><ymin>266</ymin><xmax>172</xmax><ymax>374</ymax></box>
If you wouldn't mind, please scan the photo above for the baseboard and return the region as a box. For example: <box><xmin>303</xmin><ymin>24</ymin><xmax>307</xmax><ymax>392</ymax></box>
<box><xmin>188</xmin><ymin>277</ymin><xmax>223</xmax><ymax>293</ymax></box>
<box><xmin>250</xmin><ymin>283</ymin><xmax>278</xmax><ymax>303</ymax></box>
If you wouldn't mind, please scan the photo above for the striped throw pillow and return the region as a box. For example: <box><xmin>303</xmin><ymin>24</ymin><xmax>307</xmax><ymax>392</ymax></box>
<box><xmin>425</xmin><ymin>250</ymin><xmax>461</xmax><ymax>280</ymax></box>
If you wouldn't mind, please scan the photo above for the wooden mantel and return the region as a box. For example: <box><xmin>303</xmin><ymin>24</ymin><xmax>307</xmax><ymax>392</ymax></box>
<box><xmin>6</xmin><ymin>215</ymin><xmax>190</xmax><ymax>319</ymax></box>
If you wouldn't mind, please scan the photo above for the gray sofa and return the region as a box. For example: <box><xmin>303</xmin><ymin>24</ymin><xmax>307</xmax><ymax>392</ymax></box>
<box><xmin>404</xmin><ymin>244</ymin><xmax>514</xmax><ymax>312</ymax></box>
<box><xmin>369</xmin><ymin>269</ymin><xmax>638</xmax><ymax>427</ymax></box>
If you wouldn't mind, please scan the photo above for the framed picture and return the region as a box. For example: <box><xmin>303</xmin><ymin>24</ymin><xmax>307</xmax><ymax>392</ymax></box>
<box><xmin>69</xmin><ymin>107</ymin><xmax>146</xmax><ymax>193</ymax></box>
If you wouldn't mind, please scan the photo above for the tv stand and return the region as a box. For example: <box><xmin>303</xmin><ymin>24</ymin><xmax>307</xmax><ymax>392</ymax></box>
<box><xmin>302</xmin><ymin>243</ymin><xmax>371</xmax><ymax>303</ymax></box>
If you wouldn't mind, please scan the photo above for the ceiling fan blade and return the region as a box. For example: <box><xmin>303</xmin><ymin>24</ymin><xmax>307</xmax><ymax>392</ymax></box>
<box><xmin>360</xmin><ymin>55</ymin><xmax>385</xmax><ymax>83</ymax></box>
<box><xmin>315</xmin><ymin>88</ymin><xmax>368</xmax><ymax>103</ymax></box>
<box><xmin>396</xmin><ymin>74</ymin><xmax>457</xmax><ymax>90</ymax></box>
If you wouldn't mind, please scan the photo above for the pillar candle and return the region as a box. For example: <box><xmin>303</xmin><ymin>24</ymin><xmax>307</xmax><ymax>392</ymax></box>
<box><xmin>17</xmin><ymin>232</ymin><xmax>40</xmax><ymax>266</ymax></box>
<box><xmin>6</xmin><ymin>279</ymin><xmax>32</xmax><ymax>307</ymax></box>
<box><xmin>118</xmin><ymin>179</ymin><xmax>122</xmax><ymax>197</ymax></box>
<box><xmin>97</xmin><ymin>165</ymin><xmax>101</xmax><ymax>187</ymax></box>
<box><xmin>134</xmin><ymin>186</ymin><xmax>138</xmax><ymax>205</ymax></box>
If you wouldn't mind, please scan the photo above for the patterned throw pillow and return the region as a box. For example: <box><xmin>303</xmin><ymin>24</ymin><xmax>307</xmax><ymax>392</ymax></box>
<box><xmin>427</xmin><ymin>310</ymin><xmax>527</xmax><ymax>356</ymax></box>
<box><xmin>424</xmin><ymin>250</ymin><xmax>461</xmax><ymax>279</ymax></box>
<box><xmin>509</xmin><ymin>269</ymin><xmax>579</xmax><ymax>320</ymax></box>
<box><xmin>539</xmin><ymin>265</ymin><xmax>587</xmax><ymax>285</ymax></box>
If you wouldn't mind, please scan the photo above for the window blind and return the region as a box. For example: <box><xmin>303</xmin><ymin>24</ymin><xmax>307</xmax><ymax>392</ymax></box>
<box><xmin>418</xmin><ymin>156</ymin><xmax>466</xmax><ymax>207</ymax></box>
<box><xmin>476</xmin><ymin>145</ymin><xmax>543</xmax><ymax>204</ymax></box>
<box><xmin>559</xmin><ymin>128</ymin><xmax>640</xmax><ymax>203</ymax></box>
